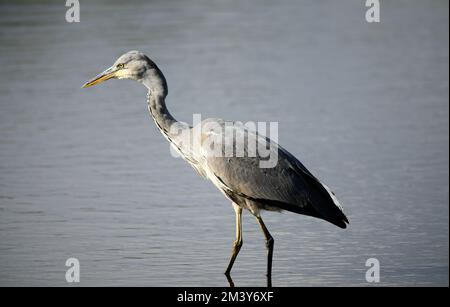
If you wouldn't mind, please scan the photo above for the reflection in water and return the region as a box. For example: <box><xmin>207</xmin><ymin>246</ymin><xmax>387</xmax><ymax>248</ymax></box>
<box><xmin>0</xmin><ymin>0</ymin><xmax>448</xmax><ymax>286</ymax></box>
<box><xmin>225</xmin><ymin>271</ymin><xmax>272</xmax><ymax>288</ymax></box>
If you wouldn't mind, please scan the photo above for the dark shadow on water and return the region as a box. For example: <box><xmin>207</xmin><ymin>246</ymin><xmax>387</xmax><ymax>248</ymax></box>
<box><xmin>225</xmin><ymin>272</ymin><xmax>272</xmax><ymax>288</ymax></box>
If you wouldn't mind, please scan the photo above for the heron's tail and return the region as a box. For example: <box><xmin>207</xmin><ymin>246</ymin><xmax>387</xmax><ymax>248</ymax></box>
<box><xmin>305</xmin><ymin>178</ymin><xmax>349</xmax><ymax>229</ymax></box>
<box><xmin>281</xmin><ymin>200</ymin><xmax>348</xmax><ymax>229</ymax></box>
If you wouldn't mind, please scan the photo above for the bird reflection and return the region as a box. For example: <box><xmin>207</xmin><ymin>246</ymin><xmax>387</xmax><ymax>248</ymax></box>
<box><xmin>225</xmin><ymin>272</ymin><xmax>272</xmax><ymax>288</ymax></box>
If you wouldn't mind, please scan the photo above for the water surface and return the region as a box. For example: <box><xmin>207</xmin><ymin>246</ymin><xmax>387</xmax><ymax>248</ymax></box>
<box><xmin>0</xmin><ymin>0</ymin><xmax>448</xmax><ymax>286</ymax></box>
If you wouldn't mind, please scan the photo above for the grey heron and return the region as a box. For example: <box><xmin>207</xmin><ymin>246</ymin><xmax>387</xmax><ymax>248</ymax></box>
<box><xmin>83</xmin><ymin>51</ymin><xmax>349</xmax><ymax>286</ymax></box>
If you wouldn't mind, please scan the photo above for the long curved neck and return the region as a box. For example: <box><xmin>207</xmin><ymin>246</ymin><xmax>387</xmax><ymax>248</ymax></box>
<box><xmin>142</xmin><ymin>64</ymin><xmax>199</xmax><ymax>169</ymax></box>
<box><xmin>146</xmin><ymin>92</ymin><xmax>177</xmax><ymax>136</ymax></box>
<box><xmin>142</xmin><ymin>67</ymin><xmax>178</xmax><ymax>137</ymax></box>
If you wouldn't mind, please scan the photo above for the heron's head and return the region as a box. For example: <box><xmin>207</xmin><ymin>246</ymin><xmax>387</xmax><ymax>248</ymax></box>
<box><xmin>82</xmin><ymin>50</ymin><xmax>155</xmax><ymax>88</ymax></box>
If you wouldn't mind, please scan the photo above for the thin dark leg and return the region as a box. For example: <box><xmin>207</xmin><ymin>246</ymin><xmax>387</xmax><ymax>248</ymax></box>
<box><xmin>256</xmin><ymin>216</ymin><xmax>274</xmax><ymax>287</ymax></box>
<box><xmin>225</xmin><ymin>204</ymin><xmax>243</xmax><ymax>280</ymax></box>
<box><xmin>225</xmin><ymin>272</ymin><xmax>235</xmax><ymax>288</ymax></box>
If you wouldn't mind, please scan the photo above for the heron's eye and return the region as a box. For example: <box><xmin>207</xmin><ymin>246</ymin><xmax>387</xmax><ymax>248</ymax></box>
<box><xmin>116</xmin><ymin>63</ymin><xmax>125</xmax><ymax>69</ymax></box>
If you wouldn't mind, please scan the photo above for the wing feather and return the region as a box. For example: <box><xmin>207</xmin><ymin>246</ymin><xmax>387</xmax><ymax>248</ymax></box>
<box><xmin>198</xmin><ymin>120</ymin><xmax>348</xmax><ymax>228</ymax></box>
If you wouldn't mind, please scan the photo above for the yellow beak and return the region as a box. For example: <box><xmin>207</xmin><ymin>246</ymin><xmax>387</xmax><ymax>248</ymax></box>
<box><xmin>82</xmin><ymin>66</ymin><xmax>117</xmax><ymax>88</ymax></box>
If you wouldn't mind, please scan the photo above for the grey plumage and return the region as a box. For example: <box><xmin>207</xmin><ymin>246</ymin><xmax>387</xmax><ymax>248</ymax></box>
<box><xmin>205</xmin><ymin>133</ymin><xmax>349</xmax><ymax>228</ymax></box>
<box><xmin>83</xmin><ymin>51</ymin><xmax>349</xmax><ymax>284</ymax></box>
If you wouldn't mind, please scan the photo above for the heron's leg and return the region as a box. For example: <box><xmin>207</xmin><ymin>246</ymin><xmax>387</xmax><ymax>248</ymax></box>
<box><xmin>225</xmin><ymin>203</ymin><xmax>243</xmax><ymax>277</ymax></box>
<box><xmin>225</xmin><ymin>271</ymin><xmax>235</xmax><ymax>288</ymax></box>
<box><xmin>256</xmin><ymin>216</ymin><xmax>274</xmax><ymax>287</ymax></box>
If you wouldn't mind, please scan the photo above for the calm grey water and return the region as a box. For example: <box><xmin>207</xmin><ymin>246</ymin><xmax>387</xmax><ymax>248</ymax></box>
<box><xmin>0</xmin><ymin>0</ymin><xmax>448</xmax><ymax>286</ymax></box>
